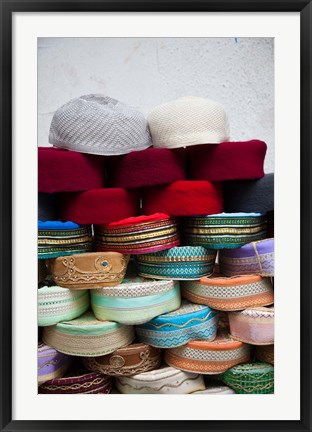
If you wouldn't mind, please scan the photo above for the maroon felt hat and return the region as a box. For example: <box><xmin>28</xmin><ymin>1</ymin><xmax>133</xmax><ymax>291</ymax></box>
<box><xmin>187</xmin><ymin>140</ymin><xmax>266</xmax><ymax>182</ymax></box>
<box><xmin>106</xmin><ymin>147</ymin><xmax>186</xmax><ymax>188</ymax></box>
<box><xmin>38</xmin><ymin>147</ymin><xmax>105</xmax><ymax>193</ymax></box>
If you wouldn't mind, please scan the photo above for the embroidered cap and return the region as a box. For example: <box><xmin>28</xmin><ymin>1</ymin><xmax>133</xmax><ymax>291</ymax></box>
<box><xmin>182</xmin><ymin>275</ymin><xmax>274</xmax><ymax>311</ymax></box>
<box><xmin>38</xmin><ymin>221</ymin><xmax>93</xmax><ymax>259</ymax></box>
<box><xmin>39</xmin><ymin>368</ymin><xmax>113</xmax><ymax>394</ymax></box>
<box><xmin>91</xmin><ymin>277</ymin><xmax>181</xmax><ymax>325</ymax></box>
<box><xmin>49</xmin><ymin>94</ymin><xmax>152</xmax><ymax>155</ymax></box>
<box><xmin>182</xmin><ymin>213</ymin><xmax>267</xmax><ymax>249</ymax></box>
<box><xmin>95</xmin><ymin>213</ymin><xmax>180</xmax><ymax>255</ymax></box>
<box><xmin>221</xmin><ymin>362</ymin><xmax>274</xmax><ymax>394</ymax></box>
<box><xmin>136</xmin><ymin>300</ymin><xmax>218</xmax><ymax>348</ymax></box>
<box><xmin>228</xmin><ymin>306</ymin><xmax>274</xmax><ymax>345</ymax></box>
<box><xmin>83</xmin><ymin>343</ymin><xmax>162</xmax><ymax>377</ymax></box>
<box><xmin>164</xmin><ymin>329</ymin><xmax>251</xmax><ymax>375</ymax></box>
<box><xmin>135</xmin><ymin>246</ymin><xmax>217</xmax><ymax>280</ymax></box>
<box><xmin>48</xmin><ymin>252</ymin><xmax>130</xmax><ymax>289</ymax></box>
<box><xmin>42</xmin><ymin>311</ymin><xmax>135</xmax><ymax>357</ymax></box>
<box><xmin>38</xmin><ymin>342</ymin><xmax>72</xmax><ymax>385</ymax></box>
<box><xmin>38</xmin><ymin>285</ymin><xmax>90</xmax><ymax>326</ymax></box>
<box><xmin>219</xmin><ymin>238</ymin><xmax>274</xmax><ymax>277</ymax></box>
<box><xmin>115</xmin><ymin>366</ymin><xmax>205</xmax><ymax>394</ymax></box>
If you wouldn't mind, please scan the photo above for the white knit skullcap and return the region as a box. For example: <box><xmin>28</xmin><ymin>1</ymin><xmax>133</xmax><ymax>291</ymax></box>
<box><xmin>49</xmin><ymin>94</ymin><xmax>152</xmax><ymax>155</ymax></box>
<box><xmin>148</xmin><ymin>96</ymin><xmax>230</xmax><ymax>149</ymax></box>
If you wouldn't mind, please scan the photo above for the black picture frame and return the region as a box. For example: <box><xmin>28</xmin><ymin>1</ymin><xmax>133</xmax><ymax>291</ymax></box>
<box><xmin>1</xmin><ymin>1</ymin><xmax>311</xmax><ymax>431</ymax></box>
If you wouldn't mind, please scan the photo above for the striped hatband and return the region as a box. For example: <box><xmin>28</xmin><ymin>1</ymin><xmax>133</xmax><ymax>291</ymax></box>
<box><xmin>182</xmin><ymin>213</ymin><xmax>267</xmax><ymax>249</ymax></box>
<box><xmin>164</xmin><ymin>329</ymin><xmax>251</xmax><ymax>374</ymax></box>
<box><xmin>38</xmin><ymin>221</ymin><xmax>92</xmax><ymax>259</ymax></box>
<box><xmin>95</xmin><ymin>213</ymin><xmax>180</xmax><ymax>254</ymax></box>
<box><xmin>38</xmin><ymin>285</ymin><xmax>90</xmax><ymax>326</ymax></box>
<box><xmin>182</xmin><ymin>275</ymin><xmax>274</xmax><ymax>311</ymax></box>
<box><xmin>42</xmin><ymin>311</ymin><xmax>135</xmax><ymax>357</ymax></box>
<box><xmin>91</xmin><ymin>278</ymin><xmax>181</xmax><ymax>325</ymax></box>
<box><xmin>219</xmin><ymin>238</ymin><xmax>274</xmax><ymax>277</ymax></box>
<box><xmin>135</xmin><ymin>246</ymin><xmax>216</xmax><ymax>280</ymax></box>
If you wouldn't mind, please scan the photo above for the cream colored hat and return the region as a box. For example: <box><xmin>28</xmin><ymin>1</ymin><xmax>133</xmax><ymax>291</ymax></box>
<box><xmin>148</xmin><ymin>96</ymin><xmax>230</xmax><ymax>149</ymax></box>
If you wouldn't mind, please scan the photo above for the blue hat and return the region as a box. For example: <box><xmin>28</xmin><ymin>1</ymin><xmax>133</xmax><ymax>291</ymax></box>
<box><xmin>136</xmin><ymin>300</ymin><xmax>218</xmax><ymax>348</ymax></box>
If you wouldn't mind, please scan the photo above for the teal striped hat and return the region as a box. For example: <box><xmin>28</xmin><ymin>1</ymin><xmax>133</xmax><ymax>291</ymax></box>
<box><xmin>135</xmin><ymin>246</ymin><xmax>216</xmax><ymax>280</ymax></box>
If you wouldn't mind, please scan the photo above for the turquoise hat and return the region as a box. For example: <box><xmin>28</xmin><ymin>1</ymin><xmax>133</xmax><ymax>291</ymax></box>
<box><xmin>135</xmin><ymin>246</ymin><xmax>216</xmax><ymax>280</ymax></box>
<box><xmin>136</xmin><ymin>300</ymin><xmax>218</xmax><ymax>348</ymax></box>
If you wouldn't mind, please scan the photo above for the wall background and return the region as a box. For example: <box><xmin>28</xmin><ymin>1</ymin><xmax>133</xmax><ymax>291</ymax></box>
<box><xmin>38</xmin><ymin>37</ymin><xmax>274</xmax><ymax>172</ymax></box>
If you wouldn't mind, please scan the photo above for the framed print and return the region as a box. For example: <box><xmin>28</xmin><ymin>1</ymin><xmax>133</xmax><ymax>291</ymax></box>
<box><xmin>1</xmin><ymin>1</ymin><xmax>311</xmax><ymax>431</ymax></box>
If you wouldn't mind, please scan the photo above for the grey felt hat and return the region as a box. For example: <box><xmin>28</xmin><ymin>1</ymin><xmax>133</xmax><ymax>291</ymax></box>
<box><xmin>49</xmin><ymin>94</ymin><xmax>152</xmax><ymax>155</ymax></box>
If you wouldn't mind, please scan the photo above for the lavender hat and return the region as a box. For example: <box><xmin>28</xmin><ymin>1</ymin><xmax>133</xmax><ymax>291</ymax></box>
<box><xmin>219</xmin><ymin>238</ymin><xmax>274</xmax><ymax>277</ymax></box>
<box><xmin>38</xmin><ymin>342</ymin><xmax>72</xmax><ymax>385</ymax></box>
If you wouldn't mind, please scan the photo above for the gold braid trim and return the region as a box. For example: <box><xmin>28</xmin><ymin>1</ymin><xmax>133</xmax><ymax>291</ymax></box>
<box><xmin>98</xmin><ymin>227</ymin><xmax>178</xmax><ymax>242</ymax></box>
<box><xmin>227</xmin><ymin>381</ymin><xmax>274</xmax><ymax>393</ymax></box>
<box><xmin>84</xmin><ymin>352</ymin><xmax>161</xmax><ymax>377</ymax></box>
<box><xmin>184</xmin><ymin>226</ymin><xmax>266</xmax><ymax>235</ymax></box>
<box><xmin>38</xmin><ymin>236</ymin><xmax>91</xmax><ymax>245</ymax></box>
<box><xmin>41</xmin><ymin>376</ymin><xmax>109</xmax><ymax>391</ymax></box>
<box><xmin>52</xmin><ymin>255</ymin><xmax>129</xmax><ymax>285</ymax></box>
<box><xmin>147</xmin><ymin>310</ymin><xmax>216</xmax><ymax>329</ymax></box>
<box><xmin>117</xmin><ymin>375</ymin><xmax>201</xmax><ymax>392</ymax></box>
<box><xmin>137</xmin><ymin>255</ymin><xmax>216</xmax><ymax>263</ymax></box>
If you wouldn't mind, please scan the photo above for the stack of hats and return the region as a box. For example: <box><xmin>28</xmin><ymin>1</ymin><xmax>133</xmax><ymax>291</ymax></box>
<box><xmin>38</xmin><ymin>94</ymin><xmax>274</xmax><ymax>395</ymax></box>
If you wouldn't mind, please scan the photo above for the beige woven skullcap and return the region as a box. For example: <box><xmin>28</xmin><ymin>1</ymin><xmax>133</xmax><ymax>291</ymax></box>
<box><xmin>148</xmin><ymin>96</ymin><xmax>230</xmax><ymax>149</ymax></box>
<box><xmin>49</xmin><ymin>94</ymin><xmax>152</xmax><ymax>155</ymax></box>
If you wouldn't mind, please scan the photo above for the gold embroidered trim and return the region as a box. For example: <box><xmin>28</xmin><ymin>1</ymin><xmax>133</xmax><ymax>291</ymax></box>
<box><xmin>136</xmin><ymin>255</ymin><xmax>216</xmax><ymax>263</ymax></box>
<box><xmin>97</xmin><ymin>236</ymin><xmax>179</xmax><ymax>249</ymax></box>
<box><xmin>83</xmin><ymin>351</ymin><xmax>161</xmax><ymax>376</ymax></box>
<box><xmin>52</xmin><ymin>255</ymin><xmax>129</xmax><ymax>285</ymax></box>
<box><xmin>147</xmin><ymin>310</ymin><xmax>216</xmax><ymax>329</ymax></box>
<box><xmin>38</xmin><ymin>363</ymin><xmax>71</xmax><ymax>385</ymax></box>
<box><xmin>38</xmin><ymin>359</ymin><xmax>60</xmax><ymax>370</ymax></box>
<box><xmin>38</xmin><ymin>236</ymin><xmax>91</xmax><ymax>245</ymax></box>
<box><xmin>184</xmin><ymin>226</ymin><xmax>266</xmax><ymax>235</ymax></box>
<box><xmin>117</xmin><ymin>375</ymin><xmax>201</xmax><ymax>392</ymax></box>
<box><xmin>41</xmin><ymin>376</ymin><xmax>109</xmax><ymax>392</ymax></box>
<box><xmin>97</xmin><ymin>227</ymin><xmax>177</xmax><ymax>242</ymax></box>
<box><xmin>42</xmin><ymin>326</ymin><xmax>135</xmax><ymax>357</ymax></box>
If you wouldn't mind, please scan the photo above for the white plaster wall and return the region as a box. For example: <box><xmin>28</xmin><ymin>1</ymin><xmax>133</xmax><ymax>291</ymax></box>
<box><xmin>38</xmin><ymin>37</ymin><xmax>274</xmax><ymax>172</ymax></box>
